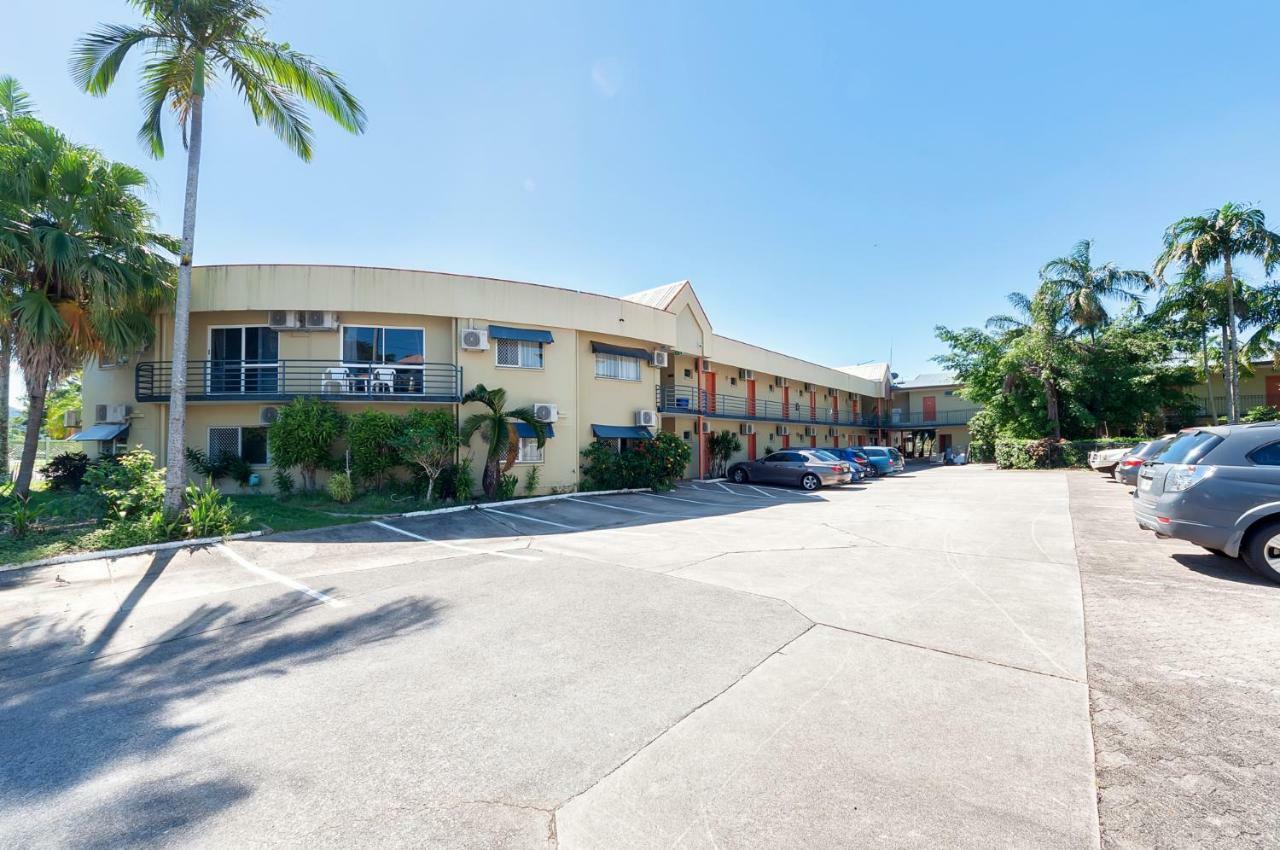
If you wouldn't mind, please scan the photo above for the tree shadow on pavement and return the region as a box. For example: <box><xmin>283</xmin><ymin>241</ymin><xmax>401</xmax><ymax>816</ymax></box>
<box><xmin>0</xmin><ymin>590</ymin><xmax>444</xmax><ymax>846</ymax></box>
<box><xmin>1171</xmin><ymin>552</ymin><xmax>1278</xmax><ymax>588</ymax></box>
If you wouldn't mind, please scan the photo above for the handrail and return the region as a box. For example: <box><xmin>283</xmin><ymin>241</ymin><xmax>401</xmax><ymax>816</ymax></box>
<box><xmin>136</xmin><ymin>359</ymin><xmax>463</xmax><ymax>402</ymax></box>
<box><xmin>654</xmin><ymin>384</ymin><xmax>979</xmax><ymax>428</ymax></box>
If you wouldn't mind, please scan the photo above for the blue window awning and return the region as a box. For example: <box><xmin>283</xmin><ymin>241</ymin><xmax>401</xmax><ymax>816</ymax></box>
<box><xmin>590</xmin><ymin>341</ymin><xmax>650</xmax><ymax>361</ymax></box>
<box><xmin>490</xmin><ymin>325</ymin><xmax>554</xmax><ymax>344</ymax></box>
<box><xmin>515</xmin><ymin>422</ymin><xmax>554</xmax><ymax>438</ymax></box>
<box><xmin>592</xmin><ymin>424</ymin><xmax>654</xmax><ymax>440</ymax></box>
<box><xmin>71</xmin><ymin>423</ymin><xmax>129</xmax><ymax>441</ymax></box>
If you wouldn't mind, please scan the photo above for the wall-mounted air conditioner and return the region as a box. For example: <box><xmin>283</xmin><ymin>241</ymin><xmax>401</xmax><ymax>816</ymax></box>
<box><xmin>63</xmin><ymin>409</ymin><xmax>81</xmax><ymax>428</ymax></box>
<box><xmin>652</xmin><ymin>350</ymin><xmax>670</xmax><ymax>368</ymax></box>
<box><xmin>699</xmin><ymin>358</ymin><xmax>713</xmax><ymax>372</ymax></box>
<box><xmin>299</xmin><ymin>310</ymin><xmax>338</xmax><ymax>331</ymax></box>
<box><xmin>459</xmin><ymin>327</ymin><xmax>489</xmax><ymax>350</ymax></box>
<box><xmin>776</xmin><ymin>377</ymin><xmax>787</xmax><ymax>388</ymax></box>
<box><xmin>101</xmin><ymin>404</ymin><xmax>131</xmax><ymax>423</ymax></box>
<box><xmin>804</xmin><ymin>382</ymin><xmax>814</xmax><ymax>392</ymax></box>
<box><xmin>534</xmin><ymin>403</ymin><xmax>558</xmax><ymax>422</ymax></box>
<box><xmin>260</xmin><ymin>406</ymin><xmax>280</xmax><ymax>425</ymax></box>
<box><xmin>739</xmin><ymin>369</ymin><xmax>755</xmax><ymax>381</ymax></box>
<box><xmin>701</xmin><ymin>420</ymin><xmax>711</xmax><ymax>434</ymax></box>
<box><xmin>739</xmin><ymin>423</ymin><xmax>755</xmax><ymax>436</ymax></box>
<box><xmin>635</xmin><ymin>409</ymin><xmax>658</xmax><ymax>428</ymax></box>
<box><xmin>827</xmin><ymin>427</ymin><xmax>837</xmax><ymax>437</ymax></box>
<box><xmin>267</xmin><ymin>310</ymin><xmax>300</xmax><ymax>329</ymax></box>
<box><xmin>804</xmin><ymin>425</ymin><xmax>816</xmax><ymax>437</ymax></box>
<box><xmin>775</xmin><ymin>425</ymin><xmax>789</xmax><ymax>436</ymax></box>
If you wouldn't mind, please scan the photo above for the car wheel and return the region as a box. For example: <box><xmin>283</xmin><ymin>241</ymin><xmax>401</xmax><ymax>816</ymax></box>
<box><xmin>801</xmin><ymin>473</ymin><xmax>820</xmax><ymax>491</ymax></box>
<box><xmin>731</xmin><ymin>468</ymin><xmax>749</xmax><ymax>484</ymax></box>
<box><xmin>1241</xmin><ymin>519</ymin><xmax>1280</xmax><ymax>583</ymax></box>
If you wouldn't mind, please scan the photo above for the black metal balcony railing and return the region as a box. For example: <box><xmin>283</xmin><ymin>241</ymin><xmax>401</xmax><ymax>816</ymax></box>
<box><xmin>136</xmin><ymin>360</ymin><xmax>463</xmax><ymax>403</ymax></box>
<box><xmin>655</xmin><ymin>385</ymin><xmax>981</xmax><ymax>429</ymax></box>
<box><xmin>1195</xmin><ymin>395</ymin><xmax>1266</xmax><ymax>417</ymax></box>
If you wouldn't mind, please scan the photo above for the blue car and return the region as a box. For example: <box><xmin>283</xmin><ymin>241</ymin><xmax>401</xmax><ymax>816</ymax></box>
<box><xmin>857</xmin><ymin>446</ymin><xmax>905</xmax><ymax>475</ymax></box>
<box><xmin>818</xmin><ymin>447</ymin><xmax>871</xmax><ymax>480</ymax></box>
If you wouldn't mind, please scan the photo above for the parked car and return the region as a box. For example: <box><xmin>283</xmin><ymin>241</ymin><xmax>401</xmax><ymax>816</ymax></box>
<box><xmin>818</xmin><ymin>447</ymin><xmax>872</xmax><ymax>479</ymax></box>
<box><xmin>857</xmin><ymin>446</ymin><xmax>906</xmax><ymax>475</ymax></box>
<box><xmin>1133</xmin><ymin>422</ymin><xmax>1280</xmax><ymax>582</ymax></box>
<box><xmin>728</xmin><ymin>449</ymin><xmax>854</xmax><ymax>490</ymax></box>
<box><xmin>1089</xmin><ymin>445</ymin><xmax>1136</xmax><ymax>475</ymax></box>
<box><xmin>1114</xmin><ymin>437</ymin><xmax>1174</xmax><ymax>486</ymax></box>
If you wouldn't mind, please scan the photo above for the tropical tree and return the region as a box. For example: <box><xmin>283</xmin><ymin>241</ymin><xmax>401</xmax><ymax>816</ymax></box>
<box><xmin>73</xmin><ymin>0</ymin><xmax>367</xmax><ymax>514</ymax></box>
<box><xmin>1040</xmin><ymin>239</ymin><xmax>1151</xmax><ymax>336</ymax></box>
<box><xmin>393</xmin><ymin>408</ymin><xmax>461</xmax><ymax>504</ymax></box>
<box><xmin>0</xmin><ymin>75</ymin><xmax>36</xmax><ymax>479</ymax></box>
<box><xmin>706</xmin><ymin>429</ymin><xmax>741</xmax><ymax>478</ymax></box>
<box><xmin>986</xmin><ymin>285</ymin><xmax>1080</xmax><ymax>439</ymax></box>
<box><xmin>1154</xmin><ymin>203</ymin><xmax>1280</xmax><ymax>423</ymax></box>
<box><xmin>0</xmin><ymin>119</ymin><xmax>176</xmax><ymax>496</ymax></box>
<box><xmin>459</xmin><ymin>385</ymin><xmax>545</xmax><ymax>499</ymax></box>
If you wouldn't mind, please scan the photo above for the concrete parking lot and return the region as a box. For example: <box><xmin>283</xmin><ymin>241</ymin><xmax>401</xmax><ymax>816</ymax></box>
<box><xmin>3</xmin><ymin>468</ymin><xmax>1103</xmax><ymax>848</ymax></box>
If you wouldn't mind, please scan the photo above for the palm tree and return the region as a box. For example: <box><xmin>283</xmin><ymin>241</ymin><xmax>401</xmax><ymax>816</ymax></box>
<box><xmin>72</xmin><ymin>0</ymin><xmax>367</xmax><ymax>514</ymax></box>
<box><xmin>987</xmin><ymin>284</ymin><xmax>1079</xmax><ymax>440</ymax></box>
<box><xmin>1154</xmin><ymin>203</ymin><xmax>1280</xmax><ymax>423</ymax></box>
<box><xmin>1041</xmin><ymin>239</ymin><xmax>1151</xmax><ymax>335</ymax></box>
<box><xmin>0</xmin><ymin>75</ymin><xmax>35</xmax><ymax>480</ymax></box>
<box><xmin>0</xmin><ymin>119</ymin><xmax>176</xmax><ymax>496</ymax></box>
<box><xmin>459</xmin><ymin>385</ymin><xmax>546</xmax><ymax>499</ymax></box>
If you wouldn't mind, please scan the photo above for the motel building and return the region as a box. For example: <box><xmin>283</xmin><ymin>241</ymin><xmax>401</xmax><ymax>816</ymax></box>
<box><xmin>886</xmin><ymin>373</ymin><xmax>981</xmax><ymax>460</ymax></box>
<box><xmin>75</xmin><ymin>265</ymin><xmax>893</xmax><ymax>494</ymax></box>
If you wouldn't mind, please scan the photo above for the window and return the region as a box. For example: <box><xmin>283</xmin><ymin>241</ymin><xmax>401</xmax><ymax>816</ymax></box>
<box><xmin>1157</xmin><ymin>431</ymin><xmax>1222</xmax><ymax>465</ymax></box>
<box><xmin>341</xmin><ymin>326</ymin><xmax>424</xmax><ymax>365</ymax></box>
<box><xmin>516</xmin><ymin>437</ymin><xmax>544</xmax><ymax>463</ymax></box>
<box><xmin>496</xmin><ymin>338</ymin><xmax>544</xmax><ymax>369</ymax></box>
<box><xmin>208</xmin><ymin>426</ymin><xmax>269</xmax><ymax>465</ymax></box>
<box><xmin>1249</xmin><ymin>441</ymin><xmax>1280</xmax><ymax>466</ymax></box>
<box><xmin>595</xmin><ymin>353</ymin><xmax>641</xmax><ymax>381</ymax></box>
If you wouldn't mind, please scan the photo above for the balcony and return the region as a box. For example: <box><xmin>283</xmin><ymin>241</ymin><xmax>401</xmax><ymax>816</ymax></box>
<box><xmin>136</xmin><ymin>360</ymin><xmax>463</xmax><ymax>404</ymax></box>
<box><xmin>880</xmin><ymin>408</ymin><xmax>982</xmax><ymax>428</ymax></box>
<box><xmin>655</xmin><ymin>386</ymin><xmax>979</xmax><ymax>429</ymax></box>
<box><xmin>1195</xmin><ymin>395</ymin><xmax>1265</xmax><ymax>417</ymax></box>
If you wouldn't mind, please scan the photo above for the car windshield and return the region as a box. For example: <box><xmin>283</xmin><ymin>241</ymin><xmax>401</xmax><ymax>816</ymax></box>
<box><xmin>888</xmin><ymin>449</ymin><xmax>903</xmax><ymax>461</ymax></box>
<box><xmin>1155</xmin><ymin>431</ymin><xmax>1222</xmax><ymax>464</ymax></box>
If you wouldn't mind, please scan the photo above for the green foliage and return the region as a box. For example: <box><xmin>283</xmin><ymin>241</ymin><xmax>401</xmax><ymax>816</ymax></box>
<box><xmin>182</xmin><ymin>482</ymin><xmax>238</xmax><ymax>538</ymax></box>
<box><xmin>83</xmin><ymin>448</ymin><xmax>164</xmax><ymax>521</ymax></box>
<box><xmin>451</xmin><ymin>461</ymin><xmax>476</xmax><ymax>503</ymax></box>
<box><xmin>0</xmin><ymin>485</ymin><xmax>45</xmax><ymax>538</ymax></box>
<box><xmin>268</xmin><ymin>398</ymin><xmax>346</xmax><ymax>490</ymax></box>
<box><xmin>42</xmin><ymin>374</ymin><xmax>83</xmax><ymax>440</ymax></box>
<box><xmin>85</xmin><ymin>511</ymin><xmax>174</xmax><ymax>550</ymax></box>
<box><xmin>1242</xmin><ymin>405</ymin><xmax>1280</xmax><ymax>423</ymax></box>
<box><xmin>707</xmin><ymin>430</ymin><xmax>742</xmax><ymax>478</ymax></box>
<box><xmin>994</xmin><ymin>437</ymin><xmax>1145</xmax><ymax>470</ymax></box>
<box><xmin>347</xmin><ymin>409</ymin><xmax>405</xmax><ymax>489</ymax></box>
<box><xmin>496</xmin><ymin>473</ymin><xmax>519</xmax><ymax>501</ymax></box>
<box><xmin>326</xmin><ymin>471</ymin><xmax>355</xmax><ymax>504</ymax></box>
<box><xmin>39</xmin><ymin>451</ymin><xmax>91</xmax><ymax>491</ymax></box>
<box><xmin>580</xmin><ymin>432</ymin><xmax>691</xmax><ymax>492</ymax></box>
<box><xmin>965</xmin><ymin>409</ymin><xmax>997</xmax><ymax>463</ymax></box>
<box><xmin>460</xmin><ymin>384</ymin><xmax>545</xmax><ymax>499</ymax></box>
<box><xmin>391</xmin><ymin>408</ymin><xmax>459</xmax><ymax>502</ymax></box>
<box><xmin>522</xmin><ymin>464</ymin><xmax>541</xmax><ymax>496</ymax></box>
<box><xmin>272</xmin><ymin>466</ymin><xmax>295</xmax><ymax>499</ymax></box>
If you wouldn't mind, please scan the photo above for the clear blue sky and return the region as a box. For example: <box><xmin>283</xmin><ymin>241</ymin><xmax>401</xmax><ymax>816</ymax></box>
<box><xmin>5</xmin><ymin>0</ymin><xmax>1280</xmax><ymax>407</ymax></box>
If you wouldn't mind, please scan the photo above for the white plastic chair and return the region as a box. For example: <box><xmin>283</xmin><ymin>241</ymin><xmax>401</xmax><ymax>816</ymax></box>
<box><xmin>371</xmin><ymin>367</ymin><xmax>395</xmax><ymax>394</ymax></box>
<box><xmin>322</xmin><ymin>367</ymin><xmax>351</xmax><ymax>394</ymax></box>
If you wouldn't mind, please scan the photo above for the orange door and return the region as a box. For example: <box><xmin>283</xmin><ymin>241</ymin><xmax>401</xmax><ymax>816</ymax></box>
<box><xmin>809</xmin><ymin>435</ymin><xmax>817</xmax><ymax>448</ymax></box>
<box><xmin>857</xmin><ymin>434</ymin><xmax>866</xmax><ymax>446</ymax></box>
<box><xmin>747</xmin><ymin>432</ymin><xmax>757</xmax><ymax>459</ymax></box>
<box><xmin>1267</xmin><ymin>377</ymin><xmax>1280</xmax><ymax>409</ymax></box>
<box><xmin>746</xmin><ymin>379</ymin><xmax>756</xmax><ymax>416</ymax></box>
<box><xmin>923</xmin><ymin>396</ymin><xmax>937</xmax><ymax>422</ymax></box>
<box><xmin>782</xmin><ymin>435</ymin><xmax>790</xmax><ymax>449</ymax></box>
<box><xmin>704</xmin><ymin>369</ymin><xmax>717</xmax><ymax>413</ymax></box>
<box><xmin>783</xmin><ymin>385</ymin><xmax>790</xmax><ymax>419</ymax></box>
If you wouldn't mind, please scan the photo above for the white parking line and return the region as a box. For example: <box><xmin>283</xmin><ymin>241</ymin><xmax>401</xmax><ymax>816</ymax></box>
<box><xmin>639</xmin><ymin>491</ymin><xmax>734</xmax><ymax>507</ymax></box>
<box><xmin>482</xmin><ymin>507</ymin><xmax>581</xmax><ymax>530</ymax></box>
<box><xmin>715</xmin><ymin>482</ymin><xmax>736</xmax><ymax>495</ymax></box>
<box><xmin>567</xmin><ymin>496</ymin><xmax>695</xmax><ymax>519</ymax></box>
<box><xmin>748</xmin><ymin>485</ymin><xmax>777</xmax><ymax>499</ymax></box>
<box><xmin>216</xmin><ymin>543</ymin><xmax>348</xmax><ymax>608</ymax></box>
<box><xmin>370</xmin><ymin>520</ymin><xmax>540</xmax><ymax>562</ymax></box>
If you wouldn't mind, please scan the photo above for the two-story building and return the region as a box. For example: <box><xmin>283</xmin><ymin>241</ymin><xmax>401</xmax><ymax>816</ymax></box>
<box><xmin>76</xmin><ymin>265</ymin><xmax>892</xmax><ymax>493</ymax></box>
<box><xmin>885</xmin><ymin>372</ymin><xmax>981</xmax><ymax>458</ymax></box>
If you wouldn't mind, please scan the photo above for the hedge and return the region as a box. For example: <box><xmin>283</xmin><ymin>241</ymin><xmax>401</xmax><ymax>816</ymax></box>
<box><xmin>994</xmin><ymin>437</ymin><xmax>1146</xmax><ymax>470</ymax></box>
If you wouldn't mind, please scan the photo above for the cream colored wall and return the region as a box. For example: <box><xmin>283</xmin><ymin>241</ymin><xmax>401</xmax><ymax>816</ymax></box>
<box><xmin>896</xmin><ymin>387</ymin><xmax>974</xmax><ymax>416</ymax></box>
<box><xmin>79</xmin><ymin>354</ymin><xmax>162</xmax><ymax>460</ymax></box>
<box><xmin>576</xmin><ymin>330</ymin><xmax>662</xmax><ymax>448</ymax></box>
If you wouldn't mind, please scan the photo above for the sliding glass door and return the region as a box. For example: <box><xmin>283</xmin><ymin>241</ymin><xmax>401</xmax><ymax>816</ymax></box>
<box><xmin>208</xmin><ymin>327</ymin><xmax>279</xmax><ymax>394</ymax></box>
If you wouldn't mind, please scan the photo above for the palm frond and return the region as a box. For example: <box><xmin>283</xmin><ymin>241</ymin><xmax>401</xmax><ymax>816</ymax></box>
<box><xmin>70</xmin><ymin>24</ymin><xmax>164</xmax><ymax>95</ymax></box>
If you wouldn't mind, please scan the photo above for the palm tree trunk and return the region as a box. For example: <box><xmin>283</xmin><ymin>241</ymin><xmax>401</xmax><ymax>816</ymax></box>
<box><xmin>163</xmin><ymin>91</ymin><xmax>204</xmax><ymax>515</ymax></box>
<box><xmin>0</xmin><ymin>328</ymin><xmax>9</xmax><ymax>481</ymax></box>
<box><xmin>13</xmin><ymin>369</ymin><xmax>47</xmax><ymax>498</ymax></box>
<box><xmin>1045</xmin><ymin>377</ymin><xmax>1061</xmax><ymax>440</ymax></box>
<box><xmin>1223</xmin><ymin>252</ymin><xmax>1240</xmax><ymax>423</ymax></box>
<box><xmin>1202</xmin><ymin>329</ymin><xmax>1218</xmax><ymax>422</ymax></box>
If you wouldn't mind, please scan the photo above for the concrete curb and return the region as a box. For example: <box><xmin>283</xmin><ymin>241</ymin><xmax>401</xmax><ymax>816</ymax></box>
<box><xmin>2</xmin><ymin>488</ymin><xmax>654</xmax><ymax>574</ymax></box>
<box><xmin>2</xmin><ymin>529</ymin><xmax>268</xmax><ymax>574</ymax></box>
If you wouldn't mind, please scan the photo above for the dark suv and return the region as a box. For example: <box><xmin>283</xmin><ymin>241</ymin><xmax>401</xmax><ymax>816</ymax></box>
<box><xmin>1132</xmin><ymin>423</ymin><xmax>1280</xmax><ymax>582</ymax></box>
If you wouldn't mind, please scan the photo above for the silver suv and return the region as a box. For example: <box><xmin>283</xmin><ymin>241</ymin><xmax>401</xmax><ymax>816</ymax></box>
<box><xmin>1133</xmin><ymin>422</ymin><xmax>1280</xmax><ymax>582</ymax></box>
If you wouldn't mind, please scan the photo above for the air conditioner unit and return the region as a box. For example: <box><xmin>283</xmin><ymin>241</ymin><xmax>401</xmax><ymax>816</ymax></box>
<box><xmin>635</xmin><ymin>409</ymin><xmax>658</xmax><ymax>428</ymax></box>
<box><xmin>652</xmin><ymin>350</ymin><xmax>670</xmax><ymax>368</ymax></box>
<box><xmin>739</xmin><ymin>423</ymin><xmax>755</xmax><ymax>436</ymax></box>
<box><xmin>104</xmin><ymin>404</ymin><xmax>130</xmax><ymax>423</ymax></box>
<box><xmin>804</xmin><ymin>425</ymin><xmax>816</xmax><ymax>437</ymax></box>
<box><xmin>739</xmin><ymin>369</ymin><xmax>754</xmax><ymax>381</ymax></box>
<box><xmin>260</xmin><ymin>406</ymin><xmax>281</xmax><ymax>426</ymax></box>
<box><xmin>777</xmin><ymin>377</ymin><xmax>787</xmax><ymax>388</ymax></box>
<box><xmin>775</xmin><ymin>425</ymin><xmax>789</xmax><ymax>436</ymax></box>
<box><xmin>459</xmin><ymin>327</ymin><xmax>489</xmax><ymax>350</ymax></box>
<box><xmin>63</xmin><ymin>409</ymin><xmax>81</xmax><ymax>428</ymax></box>
<box><xmin>701</xmin><ymin>420</ymin><xmax>711</xmax><ymax>434</ymax></box>
<box><xmin>300</xmin><ymin>310</ymin><xmax>338</xmax><ymax>330</ymax></box>
<box><xmin>94</xmin><ymin>404</ymin><xmax>107</xmax><ymax>423</ymax></box>
<box><xmin>699</xmin><ymin>358</ymin><xmax>713</xmax><ymax>372</ymax></box>
<box><xmin>804</xmin><ymin>383</ymin><xmax>815</xmax><ymax>392</ymax></box>
<box><xmin>827</xmin><ymin>427</ymin><xmax>837</xmax><ymax>437</ymax></box>
<box><xmin>533</xmin><ymin>403</ymin><xmax>558</xmax><ymax>423</ymax></box>
<box><xmin>266</xmin><ymin>310</ymin><xmax>299</xmax><ymax>329</ymax></box>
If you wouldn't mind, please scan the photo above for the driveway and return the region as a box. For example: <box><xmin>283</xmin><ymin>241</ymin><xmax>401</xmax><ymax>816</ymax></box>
<box><xmin>1</xmin><ymin>469</ymin><xmax>1098</xmax><ymax>848</ymax></box>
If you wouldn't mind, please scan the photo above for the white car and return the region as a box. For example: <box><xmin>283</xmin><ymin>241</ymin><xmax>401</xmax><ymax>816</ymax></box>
<box><xmin>1088</xmin><ymin>446</ymin><xmax>1132</xmax><ymax>474</ymax></box>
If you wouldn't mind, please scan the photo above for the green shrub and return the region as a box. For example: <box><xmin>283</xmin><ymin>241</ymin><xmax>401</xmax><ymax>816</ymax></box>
<box><xmin>995</xmin><ymin>436</ymin><xmax>1146</xmax><ymax>469</ymax></box>
<box><xmin>185</xmin><ymin>447</ymin><xmax>228</xmax><ymax>483</ymax></box>
<box><xmin>183</xmin><ymin>482</ymin><xmax>239</xmax><ymax>537</ymax></box>
<box><xmin>268</xmin><ymin>398</ymin><xmax>346</xmax><ymax>491</ymax></box>
<box><xmin>452</xmin><ymin>461</ymin><xmax>476</xmax><ymax>502</ymax></box>
<box><xmin>522</xmin><ymin>464</ymin><xmax>541</xmax><ymax>496</ymax></box>
<box><xmin>1242</xmin><ymin>405</ymin><xmax>1280</xmax><ymax>424</ymax></box>
<box><xmin>581</xmin><ymin>432</ymin><xmax>691</xmax><ymax>491</ymax></box>
<box><xmin>326</xmin><ymin>471</ymin><xmax>355</xmax><ymax>504</ymax></box>
<box><xmin>392</xmin><ymin>408</ymin><xmax>459</xmax><ymax>502</ymax></box>
<box><xmin>706</xmin><ymin>430</ymin><xmax>742</xmax><ymax>478</ymax></box>
<box><xmin>496</xmin><ymin>472</ymin><xmax>519</xmax><ymax>501</ymax></box>
<box><xmin>272</xmin><ymin>466</ymin><xmax>296</xmax><ymax>499</ymax></box>
<box><xmin>86</xmin><ymin>511</ymin><xmax>175</xmax><ymax>550</ymax></box>
<box><xmin>347</xmin><ymin>409</ymin><xmax>406</xmax><ymax>489</ymax></box>
<box><xmin>966</xmin><ymin>409</ymin><xmax>997</xmax><ymax>463</ymax></box>
<box><xmin>83</xmin><ymin>448</ymin><xmax>164</xmax><ymax>520</ymax></box>
<box><xmin>40</xmin><ymin>452</ymin><xmax>91</xmax><ymax>491</ymax></box>
<box><xmin>0</xmin><ymin>486</ymin><xmax>45</xmax><ymax>538</ymax></box>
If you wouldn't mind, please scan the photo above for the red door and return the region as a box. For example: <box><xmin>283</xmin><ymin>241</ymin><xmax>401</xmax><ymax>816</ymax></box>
<box><xmin>782</xmin><ymin>385</ymin><xmax>790</xmax><ymax>419</ymax></box>
<box><xmin>705</xmin><ymin>370</ymin><xmax>717</xmax><ymax>414</ymax></box>
<box><xmin>1267</xmin><ymin>376</ymin><xmax>1280</xmax><ymax>409</ymax></box>
<box><xmin>857</xmin><ymin>435</ymin><xmax>866</xmax><ymax>446</ymax></box>
<box><xmin>747</xmin><ymin>379</ymin><xmax>756</xmax><ymax>417</ymax></box>
<box><xmin>747</xmin><ymin>432</ymin><xmax>757</xmax><ymax>459</ymax></box>
<box><xmin>923</xmin><ymin>396</ymin><xmax>937</xmax><ymax>422</ymax></box>
<box><xmin>782</xmin><ymin>435</ymin><xmax>790</xmax><ymax>449</ymax></box>
<box><xmin>809</xmin><ymin>435</ymin><xmax>817</xmax><ymax>448</ymax></box>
